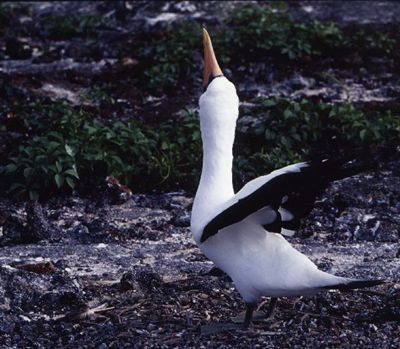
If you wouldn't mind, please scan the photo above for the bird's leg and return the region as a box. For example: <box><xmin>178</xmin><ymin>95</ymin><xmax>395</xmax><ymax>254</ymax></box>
<box><xmin>264</xmin><ymin>297</ymin><xmax>278</xmax><ymax>319</ymax></box>
<box><xmin>201</xmin><ymin>301</ymin><xmax>258</xmax><ymax>335</ymax></box>
<box><xmin>232</xmin><ymin>298</ymin><xmax>278</xmax><ymax>325</ymax></box>
<box><xmin>243</xmin><ymin>302</ymin><xmax>257</xmax><ymax>328</ymax></box>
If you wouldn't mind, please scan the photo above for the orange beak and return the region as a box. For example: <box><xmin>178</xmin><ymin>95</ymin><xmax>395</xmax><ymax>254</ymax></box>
<box><xmin>203</xmin><ymin>28</ymin><xmax>223</xmax><ymax>86</ymax></box>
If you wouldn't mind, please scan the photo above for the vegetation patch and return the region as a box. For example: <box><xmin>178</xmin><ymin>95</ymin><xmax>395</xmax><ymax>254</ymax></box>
<box><xmin>142</xmin><ymin>22</ymin><xmax>202</xmax><ymax>90</ymax></box>
<box><xmin>142</xmin><ymin>3</ymin><xmax>396</xmax><ymax>91</ymax></box>
<box><xmin>1</xmin><ymin>98</ymin><xmax>398</xmax><ymax>200</ymax></box>
<box><xmin>222</xmin><ymin>4</ymin><xmax>395</xmax><ymax>61</ymax></box>
<box><xmin>234</xmin><ymin>97</ymin><xmax>399</xmax><ymax>182</ymax></box>
<box><xmin>41</xmin><ymin>13</ymin><xmax>104</xmax><ymax>39</ymax></box>
<box><xmin>1</xmin><ymin>2</ymin><xmax>399</xmax><ymax>200</ymax></box>
<box><xmin>0</xmin><ymin>103</ymin><xmax>201</xmax><ymax>200</ymax></box>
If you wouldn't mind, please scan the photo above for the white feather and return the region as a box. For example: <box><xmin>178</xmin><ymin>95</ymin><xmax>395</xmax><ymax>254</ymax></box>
<box><xmin>191</xmin><ymin>77</ymin><xmax>347</xmax><ymax>303</ymax></box>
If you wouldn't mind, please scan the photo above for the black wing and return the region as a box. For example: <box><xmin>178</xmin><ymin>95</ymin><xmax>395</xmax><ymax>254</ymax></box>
<box><xmin>200</xmin><ymin>159</ymin><xmax>365</xmax><ymax>243</ymax></box>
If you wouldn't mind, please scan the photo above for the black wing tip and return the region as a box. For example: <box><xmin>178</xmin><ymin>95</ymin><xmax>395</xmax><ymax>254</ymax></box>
<box><xmin>305</xmin><ymin>156</ymin><xmax>379</xmax><ymax>182</ymax></box>
<box><xmin>200</xmin><ymin>228</ymin><xmax>214</xmax><ymax>243</ymax></box>
<box><xmin>321</xmin><ymin>279</ymin><xmax>386</xmax><ymax>291</ymax></box>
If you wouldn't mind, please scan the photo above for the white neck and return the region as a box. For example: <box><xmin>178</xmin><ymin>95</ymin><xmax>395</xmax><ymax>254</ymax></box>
<box><xmin>191</xmin><ymin>77</ymin><xmax>239</xmax><ymax>238</ymax></box>
<box><xmin>196</xmin><ymin>118</ymin><xmax>236</xmax><ymax>204</ymax></box>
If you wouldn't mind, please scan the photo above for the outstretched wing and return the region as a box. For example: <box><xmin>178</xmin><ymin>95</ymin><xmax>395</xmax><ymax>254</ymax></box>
<box><xmin>200</xmin><ymin>159</ymin><xmax>363</xmax><ymax>243</ymax></box>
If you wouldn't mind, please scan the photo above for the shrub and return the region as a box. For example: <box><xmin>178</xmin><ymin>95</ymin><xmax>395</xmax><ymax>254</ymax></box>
<box><xmin>41</xmin><ymin>13</ymin><xmax>104</xmax><ymax>39</ymax></box>
<box><xmin>1</xmin><ymin>98</ymin><xmax>398</xmax><ymax>200</ymax></box>
<box><xmin>234</xmin><ymin>97</ymin><xmax>399</xmax><ymax>182</ymax></box>
<box><xmin>143</xmin><ymin>22</ymin><xmax>201</xmax><ymax>90</ymax></box>
<box><xmin>0</xmin><ymin>103</ymin><xmax>201</xmax><ymax>199</ymax></box>
<box><xmin>141</xmin><ymin>3</ymin><xmax>396</xmax><ymax>90</ymax></box>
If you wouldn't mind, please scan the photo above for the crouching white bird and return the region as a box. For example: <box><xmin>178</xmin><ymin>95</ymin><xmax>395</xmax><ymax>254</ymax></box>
<box><xmin>190</xmin><ymin>28</ymin><xmax>384</xmax><ymax>328</ymax></box>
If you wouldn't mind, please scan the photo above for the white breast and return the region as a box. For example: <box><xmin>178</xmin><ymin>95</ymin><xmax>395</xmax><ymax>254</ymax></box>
<box><xmin>201</xmin><ymin>223</ymin><xmax>335</xmax><ymax>302</ymax></box>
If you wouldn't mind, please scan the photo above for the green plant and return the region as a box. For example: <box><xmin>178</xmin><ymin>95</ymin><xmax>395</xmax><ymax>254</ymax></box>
<box><xmin>143</xmin><ymin>22</ymin><xmax>201</xmax><ymax>90</ymax></box>
<box><xmin>220</xmin><ymin>4</ymin><xmax>343</xmax><ymax>61</ymax></box>
<box><xmin>2</xmin><ymin>135</ymin><xmax>79</xmax><ymax>200</ymax></box>
<box><xmin>42</xmin><ymin>13</ymin><xmax>104</xmax><ymax>39</ymax></box>
<box><xmin>352</xmin><ymin>29</ymin><xmax>395</xmax><ymax>54</ymax></box>
<box><xmin>0</xmin><ymin>103</ymin><xmax>202</xmax><ymax>199</ymax></box>
<box><xmin>81</xmin><ymin>84</ymin><xmax>116</xmax><ymax>106</ymax></box>
<box><xmin>140</xmin><ymin>3</ymin><xmax>396</xmax><ymax>92</ymax></box>
<box><xmin>154</xmin><ymin>109</ymin><xmax>201</xmax><ymax>184</ymax></box>
<box><xmin>222</xmin><ymin>3</ymin><xmax>396</xmax><ymax>62</ymax></box>
<box><xmin>2</xmin><ymin>97</ymin><xmax>398</xmax><ymax>200</ymax></box>
<box><xmin>234</xmin><ymin>97</ymin><xmax>399</xmax><ymax>182</ymax></box>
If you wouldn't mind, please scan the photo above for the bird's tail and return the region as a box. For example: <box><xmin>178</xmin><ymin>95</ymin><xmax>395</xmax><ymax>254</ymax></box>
<box><xmin>320</xmin><ymin>278</ymin><xmax>385</xmax><ymax>291</ymax></box>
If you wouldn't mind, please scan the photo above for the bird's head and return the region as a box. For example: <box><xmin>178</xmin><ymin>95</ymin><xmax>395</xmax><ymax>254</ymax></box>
<box><xmin>199</xmin><ymin>28</ymin><xmax>239</xmax><ymax>134</ymax></box>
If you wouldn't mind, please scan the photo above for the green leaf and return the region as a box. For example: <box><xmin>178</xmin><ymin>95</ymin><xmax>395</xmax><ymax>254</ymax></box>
<box><xmin>281</xmin><ymin>137</ymin><xmax>292</xmax><ymax>148</ymax></box>
<box><xmin>64</xmin><ymin>168</ymin><xmax>79</xmax><ymax>179</ymax></box>
<box><xmin>54</xmin><ymin>174</ymin><xmax>64</xmax><ymax>188</ymax></box>
<box><xmin>35</xmin><ymin>155</ymin><xmax>47</xmax><ymax>162</ymax></box>
<box><xmin>161</xmin><ymin>141</ymin><xmax>169</xmax><ymax>150</ymax></box>
<box><xmin>29</xmin><ymin>190</ymin><xmax>39</xmax><ymax>201</ymax></box>
<box><xmin>283</xmin><ymin>109</ymin><xmax>294</xmax><ymax>119</ymax></box>
<box><xmin>23</xmin><ymin>167</ymin><xmax>34</xmax><ymax>179</ymax></box>
<box><xmin>47</xmin><ymin>131</ymin><xmax>64</xmax><ymax>141</ymax></box>
<box><xmin>66</xmin><ymin>176</ymin><xmax>75</xmax><ymax>189</ymax></box>
<box><xmin>85</xmin><ymin>126</ymin><xmax>98</xmax><ymax>135</ymax></box>
<box><xmin>5</xmin><ymin>163</ymin><xmax>18</xmax><ymax>173</ymax></box>
<box><xmin>262</xmin><ymin>99</ymin><xmax>277</xmax><ymax>107</ymax></box>
<box><xmin>264</xmin><ymin>130</ymin><xmax>275</xmax><ymax>140</ymax></box>
<box><xmin>55</xmin><ymin>161</ymin><xmax>62</xmax><ymax>173</ymax></box>
<box><xmin>9</xmin><ymin>182</ymin><xmax>25</xmax><ymax>191</ymax></box>
<box><xmin>65</xmin><ymin>144</ymin><xmax>75</xmax><ymax>156</ymax></box>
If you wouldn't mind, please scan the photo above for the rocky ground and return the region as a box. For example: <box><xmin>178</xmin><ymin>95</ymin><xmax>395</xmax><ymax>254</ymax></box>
<box><xmin>0</xmin><ymin>1</ymin><xmax>399</xmax><ymax>348</ymax></box>
<box><xmin>0</xmin><ymin>165</ymin><xmax>399</xmax><ymax>348</ymax></box>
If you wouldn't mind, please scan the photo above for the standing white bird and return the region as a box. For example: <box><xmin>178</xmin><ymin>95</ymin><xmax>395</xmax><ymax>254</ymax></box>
<box><xmin>191</xmin><ymin>28</ymin><xmax>384</xmax><ymax>328</ymax></box>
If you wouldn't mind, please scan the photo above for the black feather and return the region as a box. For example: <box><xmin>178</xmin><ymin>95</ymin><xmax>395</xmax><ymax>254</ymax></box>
<box><xmin>321</xmin><ymin>279</ymin><xmax>385</xmax><ymax>291</ymax></box>
<box><xmin>201</xmin><ymin>159</ymin><xmax>369</xmax><ymax>243</ymax></box>
<box><xmin>262</xmin><ymin>211</ymin><xmax>282</xmax><ymax>233</ymax></box>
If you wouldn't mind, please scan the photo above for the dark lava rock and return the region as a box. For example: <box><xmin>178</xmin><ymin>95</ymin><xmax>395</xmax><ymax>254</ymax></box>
<box><xmin>204</xmin><ymin>266</ymin><xmax>232</xmax><ymax>282</ymax></box>
<box><xmin>38</xmin><ymin>290</ymin><xmax>86</xmax><ymax>314</ymax></box>
<box><xmin>14</xmin><ymin>261</ymin><xmax>56</xmax><ymax>274</ymax></box>
<box><xmin>172</xmin><ymin>210</ymin><xmax>191</xmax><ymax>227</ymax></box>
<box><xmin>0</xmin><ymin>214</ymin><xmax>28</xmax><ymax>246</ymax></box>
<box><xmin>86</xmin><ymin>215</ymin><xmax>108</xmax><ymax>233</ymax></box>
<box><xmin>67</xmin><ymin>224</ymin><xmax>92</xmax><ymax>243</ymax></box>
<box><xmin>120</xmin><ymin>266</ymin><xmax>163</xmax><ymax>293</ymax></box>
<box><xmin>0</xmin><ymin>315</ymin><xmax>15</xmax><ymax>334</ymax></box>
<box><xmin>316</xmin><ymin>257</ymin><xmax>334</xmax><ymax>272</ymax></box>
<box><xmin>5</xmin><ymin>37</ymin><xmax>32</xmax><ymax>59</ymax></box>
<box><xmin>95</xmin><ymin>176</ymin><xmax>133</xmax><ymax>205</ymax></box>
<box><xmin>354</xmin><ymin>227</ymin><xmax>377</xmax><ymax>242</ymax></box>
<box><xmin>382</xmin><ymin>287</ymin><xmax>400</xmax><ymax>321</ymax></box>
<box><xmin>332</xmin><ymin>192</ymin><xmax>356</xmax><ymax>211</ymax></box>
<box><xmin>119</xmin><ymin>270</ymin><xmax>136</xmax><ymax>291</ymax></box>
<box><xmin>125</xmin><ymin>224</ymin><xmax>162</xmax><ymax>241</ymax></box>
<box><xmin>25</xmin><ymin>201</ymin><xmax>62</xmax><ymax>242</ymax></box>
<box><xmin>2</xmin><ymin>267</ymin><xmax>52</xmax><ymax>312</ymax></box>
<box><xmin>0</xmin><ymin>262</ymin><xmax>83</xmax><ymax>317</ymax></box>
<box><xmin>288</xmin><ymin>74</ymin><xmax>316</xmax><ymax>90</ymax></box>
